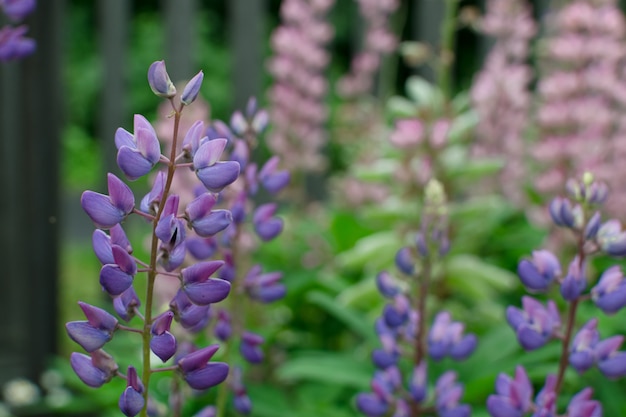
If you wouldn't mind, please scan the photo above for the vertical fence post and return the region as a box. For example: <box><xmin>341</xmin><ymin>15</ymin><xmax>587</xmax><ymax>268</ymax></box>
<box><xmin>0</xmin><ymin>0</ymin><xmax>64</xmax><ymax>388</ymax></box>
<box><xmin>163</xmin><ymin>0</ymin><xmax>196</xmax><ymax>83</ymax></box>
<box><xmin>98</xmin><ymin>0</ymin><xmax>130</xmax><ymax>176</ymax></box>
<box><xmin>230</xmin><ymin>0</ymin><xmax>266</xmax><ymax>109</ymax></box>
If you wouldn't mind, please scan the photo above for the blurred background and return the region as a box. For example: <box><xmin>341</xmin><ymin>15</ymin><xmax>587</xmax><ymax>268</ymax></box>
<box><xmin>3</xmin><ymin>0</ymin><xmax>626</xmax><ymax>416</ymax></box>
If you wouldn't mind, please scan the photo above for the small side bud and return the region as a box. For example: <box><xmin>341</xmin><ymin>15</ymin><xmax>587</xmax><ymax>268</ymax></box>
<box><xmin>181</xmin><ymin>71</ymin><xmax>204</xmax><ymax>105</ymax></box>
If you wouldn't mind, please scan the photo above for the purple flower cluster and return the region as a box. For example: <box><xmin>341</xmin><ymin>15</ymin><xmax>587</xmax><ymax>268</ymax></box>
<box><xmin>66</xmin><ymin>61</ymin><xmax>239</xmax><ymax>416</ymax></box>
<box><xmin>0</xmin><ymin>0</ymin><xmax>36</xmax><ymax>61</ymax></box>
<box><xmin>488</xmin><ymin>173</ymin><xmax>626</xmax><ymax>417</ymax></box>
<box><xmin>267</xmin><ymin>0</ymin><xmax>334</xmax><ymax>174</ymax></box>
<box><xmin>357</xmin><ymin>180</ymin><xmax>475</xmax><ymax>417</ymax></box>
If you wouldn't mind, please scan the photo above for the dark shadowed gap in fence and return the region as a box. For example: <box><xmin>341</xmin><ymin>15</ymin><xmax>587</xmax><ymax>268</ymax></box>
<box><xmin>0</xmin><ymin>0</ymin><xmax>64</xmax><ymax>394</ymax></box>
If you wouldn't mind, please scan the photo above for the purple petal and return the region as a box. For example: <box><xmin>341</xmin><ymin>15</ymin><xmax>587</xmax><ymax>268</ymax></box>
<box><xmin>135</xmin><ymin>127</ymin><xmax>161</xmax><ymax>165</ymax></box>
<box><xmin>252</xmin><ymin>284</ymin><xmax>286</xmax><ymax>303</ymax></box>
<box><xmin>450</xmin><ymin>334</ymin><xmax>477</xmax><ymax>360</ymax></box>
<box><xmin>186</xmin><ymin>193</ymin><xmax>218</xmax><ymax>221</ymax></box>
<box><xmin>181</xmin><ymin>71</ymin><xmax>204</xmax><ymax>105</ymax></box>
<box><xmin>182</xmin><ymin>261</ymin><xmax>225</xmax><ymax>284</ymax></box>
<box><xmin>147</xmin><ymin>60</ymin><xmax>176</xmax><ymax>98</ymax></box>
<box><xmin>81</xmin><ymin>191</ymin><xmax>125</xmax><ymax>229</ymax></box>
<box><xmin>192</xmin><ymin>210</ymin><xmax>232</xmax><ymax>237</ymax></box>
<box><xmin>196</xmin><ymin>161</ymin><xmax>241</xmax><ymax>193</ymax></box>
<box><xmin>113</xmin><ymin>286</ymin><xmax>140</xmax><ymax>322</ymax></box>
<box><xmin>486</xmin><ymin>396</ymin><xmax>522</xmax><ymax>417</ymax></box>
<box><xmin>240</xmin><ymin>343</ymin><xmax>263</xmax><ymax>364</ymax></box>
<box><xmin>193</xmin><ymin>138</ymin><xmax>228</xmax><ymax>169</ymax></box>
<box><xmin>112</xmin><ymin>245</ymin><xmax>137</xmax><ymax>275</ymax></box>
<box><xmin>184</xmin><ymin>362</ymin><xmax>229</xmax><ymax>390</ymax></box>
<box><xmin>100</xmin><ymin>264</ymin><xmax>134</xmax><ymax>296</ymax></box>
<box><xmin>117</xmin><ymin>146</ymin><xmax>154</xmax><ymax>180</ymax></box>
<box><xmin>517</xmin><ymin>260</ymin><xmax>551</xmax><ymax>291</ymax></box>
<box><xmin>93</xmin><ymin>229</ymin><xmax>114</xmax><ymax>264</ymax></box>
<box><xmin>598</xmin><ymin>352</ymin><xmax>626</xmax><ymax>378</ymax></box>
<box><xmin>150</xmin><ymin>331</ymin><xmax>177</xmax><ymax>362</ymax></box>
<box><xmin>2</xmin><ymin>0</ymin><xmax>36</xmax><ymax>21</ymax></box>
<box><xmin>79</xmin><ymin>301</ymin><xmax>118</xmax><ymax>331</ymax></box>
<box><xmin>70</xmin><ymin>352</ymin><xmax>109</xmax><ymax>388</ymax></box>
<box><xmin>178</xmin><ymin>344</ymin><xmax>220</xmax><ymax>373</ymax></box>
<box><xmin>119</xmin><ymin>386</ymin><xmax>145</xmax><ymax>417</ymax></box>
<box><xmin>355</xmin><ymin>393</ymin><xmax>388</xmax><ymax>417</ymax></box>
<box><xmin>254</xmin><ymin>217</ymin><xmax>283</xmax><ymax>241</ymax></box>
<box><xmin>184</xmin><ymin>278</ymin><xmax>231</xmax><ymax>305</ymax></box>
<box><xmin>107</xmin><ymin>173</ymin><xmax>135</xmax><ymax>214</ymax></box>
<box><xmin>115</xmin><ymin>128</ymin><xmax>135</xmax><ymax>150</ymax></box>
<box><xmin>151</xmin><ymin>311</ymin><xmax>174</xmax><ymax>335</ymax></box>
<box><xmin>517</xmin><ymin>326</ymin><xmax>549</xmax><ymax>350</ymax></box>
<box><xmin>66</xmin><ymin>322</ymin><xmax>112</xmax><ymax>352</ymax></box>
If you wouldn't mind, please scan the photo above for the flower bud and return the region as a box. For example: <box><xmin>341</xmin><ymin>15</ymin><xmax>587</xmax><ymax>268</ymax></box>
<box><xmin>147</xmin><ymin>60</ymin><xmax>176</xmax><ymax>98</ymax></box>
<box><xmin>181</xmin><ymin>71</ymin><xmax>204</xmax><ymax>105</ymax></box>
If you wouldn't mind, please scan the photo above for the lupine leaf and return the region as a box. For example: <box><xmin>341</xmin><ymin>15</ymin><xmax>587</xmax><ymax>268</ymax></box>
<box><xmin>307</xmin><ymin>291</ymin><xmax>377</xmax><ymax>343</ymax></box>
<box><xmin>276</xmin><ymin>350</ymin><xmax>372</xmax><ymax>389</ymax></box>
<box><xmin>336</xmin><ymin>231</ymin><xmax>398</xmax><ymax>271</ymax></box>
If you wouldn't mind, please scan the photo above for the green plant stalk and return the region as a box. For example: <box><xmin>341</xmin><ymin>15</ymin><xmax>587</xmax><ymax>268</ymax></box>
<box><xmin>140</xmin><ymin>101</ymin><xmax>183</xmax><ymax>417</ymax></box>
<box><xmin>438</xmin><ymin>0</ymin><xmax>459</xmax><ymax>101</ymax></box>
<box><xmin>410</xmin><ymin>256</ymin><xmax>431</xmax><ymax>417</ymax></box>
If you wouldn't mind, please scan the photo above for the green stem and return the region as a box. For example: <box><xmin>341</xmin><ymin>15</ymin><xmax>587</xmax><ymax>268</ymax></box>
<box><xmin>139</xmin><ymin>101</ymin><xmax>183</xmax><ymax>417</ymax></box>
<box><xmin>438</xmin><ymin>0</ymin><xmax>459</xmax><ymax>101</ymax></box>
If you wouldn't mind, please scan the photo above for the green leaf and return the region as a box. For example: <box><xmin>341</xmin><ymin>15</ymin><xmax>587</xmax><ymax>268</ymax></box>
<box><xmin>405</xmin><ymin>76</ymin><xmax>444</xmax><ymax>111</ymax></box>
<box><xmin>447</xmin><ymin>110</ymin><xmax>478</xmax><ymax>144</ymax></box>
<box><xmin>307</xmin><ymin>291</ymin><xmax>376</xmax><ymax>342</ymax></box>
<box><xmin>336</xmin><ymin>231</ymin><xmax>399</xmax><ymax>271</ymax></box>
<box><xmin>445</xmin><ymin>254</ymin><xmax>518</xmax><ymax>294</ymax></box>
<box><xmin>386</xmin><ymin>96</ymin><xmax>417</xmax><ymax>117</ymax></box>
<box><xmin>276</xmin><ymin>351</ymin><xmax>373</xmax><ymax>389</ymax></box>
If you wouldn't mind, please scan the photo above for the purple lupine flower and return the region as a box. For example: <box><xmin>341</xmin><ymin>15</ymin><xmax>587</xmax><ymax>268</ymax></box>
<box><xmin>355</xmin><ymin>392</ymin><xmax>388</xmax><ymax>417</ymax></box>
<box><xmin>240</xmin><ymin>331</ymin><xmax>264</xmax><ymax>364</ymax></box>
<box><xmin>155</xmin><ymin>195</ymin><xmax>187</xmax><ymax>272</ymax></box>
<box><xmin>140</xmin><ymin>171</ymin><xmax>166</xmax><ymax>215</ymax></box>
<box><xmin>375</xmin><ymin>271</ymin><xmax>400</xmax><ymax>298</ymax></box>
<box><xmin>566</xmin><ymin>388</ymin><xmax>602</xmax><ymax>417</ymax></box>
<box><xmin>181</xmin><ymin>71</ymin><xmax>204</xmax><ymax>106</ymax></box>
<box><xmin>231</xmin><ymin>366</ymin><xmax>252</xmax><ymax>414</ymax></box>
<box><xmin>147</xmin><ymin>60</ymin><xmax>176</xmax><ymax>98</ymax></box>
<box><xmin>1</xmin><ymin>0</ymin><xmax>36</xmax><ymax>21</ymax></box>
<box><xmin>517</xmin><ymin>250</ymin><xmax>560</xmax><ymax>291</ymax></box>
<box><xmin>92</xmin><ymin>224</ymin><xmax>132</xmax><ymax>265</ymax></box>
<box><xmin>394</xmin><ymin>247</ymin><xmax>415</xmax><ymax>275</ymax></box>
<box><xmin>177</xmin><ymin>344</ymin><xmax>229</xmax><ymax>390</ymax></box>
<box><xmin>185</xmin><ymin>193</ymin><xmax>232</xmax><ymax>237</ymax></box>
<box><xmin>113</xmin><ymin>286</ymin><xmax>140</xmax><ymax>322</ymax></box>
<box><xmin>428</xmin><ymin>312</ymin><xmax>477</xmax><ymax>361</ymax></box>
<box><xmin>548</xmin><ymin>197</ymin><xmax>577</xmax><ymax>228</ymax></box>
<box><xmin>66</xmin><ymin>302</ymin><xmax>119</xmax><ymax>352</ymax></box>
<box><xmin>506</xmin><ymin>296</ymin><xmax>560</xmax><ymax>350</ymax></box>
<box><xmin>371</xmin><ymin>332</ymin><xmax>399</xmax><ymax>369</ymax></box>
<box><xmin>584</xmin><ymin>212</ymin><xmax>601</xmax><ymax>240</ymax></box>
<box><xmin>150</xmin><ymin>311</ymin><xmax>177</xmax><ymax>362</ymax></box>
<box><xmin>244</xmin><ymin>265</ymin><xmax>286</xmax><ymax>303</ymax></box>
<box><xmin>193</xmin><ymin>138</ymin><xmax>240</xmax><ymax>193</ymax></box>
<box><xmin>258</xmin><ymin>156</ymin><xmax>290</xmax><ymax>194</ymax></box>
<box><xmin>181</xmin><ymin>261</ymin><xmax>231</xmax><ymax>305</ymax></box>
<box><xmin>594</xmin><ymin>335</ymin><xmax>626</xmax><ymax>378</ymax></box>
<box><xmin>119</xmin><ymin>366</ymin><xmax>145</xmax><ymax>417</ymax></box>
<box><xmin>180</xmin><ymin>121</ymin><xmax>207</xmax><ymax>163</ymax></box>
<box><xmin>0</xmin><ymin>25</ymin><xmax>35</xmax><ymax>61</ymax></box>
<box><xmin>408</xmin><ymin>361</ymin><xmax>427</xmax><ymax>403</ymax></box>
<box><xmin>487</xmin><ymin>366</ymin><xmax>533</xmax><ymax>417</ymax></box>
<box><xmin>70</xmin><ymin>349</ymin><xmax>118</xmax><ymax>388</ymax></box>
<box><xmin>560</xmin><ymin>256</ymin><xmax>586</xmax><ymax>301</ymax></box>
<box><xmin>569</xmin><ymin>319</ymin><xmax>599</xmax><ymax>373</ymax></box>
<box><xmin>532</xmin><ymin>375</ymin><xmax>557</xmax><ymax>417</ymax></box>
<box><xmin>169</xmin><ymin>289</ymin><xmax>211</xmax><ymax>330</ymax></box>
<box><xmin>193</xmin><ymin>406</ymin><xmax>216</xmax><ymax>417</ymax></box>
<box><xmin>591</xmin><ymin>265</ymin><xmax>626</xmax><ymax>314</ymax></box>
<box><xmin>596</xmin><ymin>219</ymin><xmax>626</xmax><ymax>257</ymax></box>
<box><xmin>81</xmin><ymin>173</ymin><xmax>135</xmax><ymax>229</ymax></box>
<box><xmin>186</xmin><ymin>236</ymin><xmax>218</xmax><ymax>260</ymax></box>
<box><xmin>252</xmin><ymin>203</ymin><xmax>283</xmax><ymax>241</ymax></box>
<box><xmin>99</xmin><ymin>244</ymin><xmax>137</xmax><ymax>296</ymax></box>
<box><xmin>435</xmin><ymin>371</ymin><xmax>471</xmax><ymax>417</ymax></box>
<box><xmin>115</xmin><ymin>114</ymin><xmax>162</xmax><ymax>180</ymax></box>
<box><xmin>382</xmin><ymin>294</ymin><xmax>410</xmax><ymax>328</ymax></box>
<box><xmin>214</xmin><ymin>309</ymin><xmax>232</xmax><ymax>341</ymax></box>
